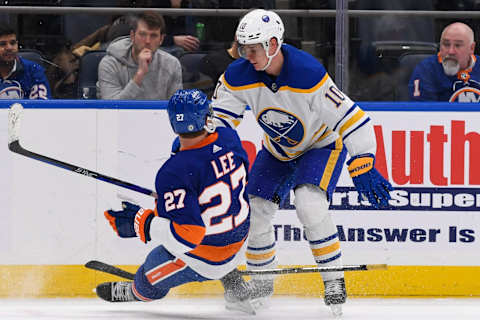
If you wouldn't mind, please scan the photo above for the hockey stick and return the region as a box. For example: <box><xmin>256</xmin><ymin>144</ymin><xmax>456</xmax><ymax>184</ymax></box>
<box><xmin>240</xmin><ymin>264</ymin><xmax>387</xmax><ymax>275</ymax></box>
<box><xmin>85</xmin><ymin>260</ymin><xmax>135</xmax><ymax>280</ymax></box>
<box><xmin>7</xmin><ymin>103</ymin><xmax>158</xmax><ymax>198</ymax></box>
<box><xmin>85</xmin><ymin>260</ymin><xmax>387</xmax><ymax>280</ymax></box>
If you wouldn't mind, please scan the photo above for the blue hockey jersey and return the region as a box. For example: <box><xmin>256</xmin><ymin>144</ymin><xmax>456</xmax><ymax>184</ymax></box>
<box><xmin>149</xmin><ymin>127</ymin><xmax>250</xmax><ymax>279</ymax></box>
<box><xmin>409</xmin><ymin>53</ymin><xmax>480</xmax><ymax>102</ymax></box>
<box><xmin>0</xmin><ymin>57</ymin><xmax>51</xmax><ymax>99</ymax></box>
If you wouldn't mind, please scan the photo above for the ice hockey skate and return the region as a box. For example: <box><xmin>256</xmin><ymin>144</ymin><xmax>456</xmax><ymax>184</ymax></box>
<box><xmin>248</xmin><ymin>279</ymin><xmax>274</xmax><ymax>310</ymax></box>
<box><xmin>95</xmin><ymin>281</ymin><xmax>139</xmax><ymax>302</ymax></box>
<box><xmin>324</xmin><ymin>278</ymin><xmax>347</xmax><ymax>317</ymax></box>
<box><xmin>221</xmin><ymin>269</ymin><xmax>256</xmax><ymax>315</ymax></box>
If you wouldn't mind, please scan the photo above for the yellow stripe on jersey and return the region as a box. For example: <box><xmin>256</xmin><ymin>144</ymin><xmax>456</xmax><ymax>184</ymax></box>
<box><xmin>223</xmin><ymin>73</ymin><xmax>329</xmax><ymax>93</ymax></box>
<box><xmin>319</xmin><ymin>138</ymin><xmax>343</xmax><ymax>190</ymax></box>
<box><xmin>313</xmin><ymin>126</ymin><xmax>332</xmax><ymax>144</ymax></box>
<box><xmin>278</xmin><ymin>73</ymin><xmax>329</xmax><ymax>93</ymax></box>
<box><xmin>339</xmin><ymin>109</ymin><xmax>365</xmax><ymax>136</ymax></box>
<box><xmin>223</xmin><ymin>80</ymin><xmax>266</xmax><ymax>91</ymax></box>
<box><xmin>215</xmin><ymin>113</ymin><xmax>241</xmax><ymax>127</ymax></box>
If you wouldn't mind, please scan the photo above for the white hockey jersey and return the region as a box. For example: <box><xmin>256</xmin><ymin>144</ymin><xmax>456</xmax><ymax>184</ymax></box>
<box><xmin>212</xmin><ymin>44</ymin><xmax>376</xmax><ymax>161</ymax></box>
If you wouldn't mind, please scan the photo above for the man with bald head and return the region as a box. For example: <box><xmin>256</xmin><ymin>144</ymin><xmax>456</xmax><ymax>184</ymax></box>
<box><xmin>408</xmin><ymin>22</ymin><xmax>480</xmax><ymax>102</ymax></box>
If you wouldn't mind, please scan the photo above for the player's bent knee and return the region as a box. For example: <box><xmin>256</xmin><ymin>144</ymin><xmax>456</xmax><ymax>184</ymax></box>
<box><xmin>294</xmin><ymin>184</ymin><xmax>330</xmax><ymax>227</ymax></box>
<box><xmin>134</xmin><ymin>265</ymin><xmax>169</xmax><ymax>300</ymax></box>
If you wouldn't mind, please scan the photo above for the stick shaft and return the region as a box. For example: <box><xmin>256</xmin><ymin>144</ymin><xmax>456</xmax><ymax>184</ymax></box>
<box><xmin>84</xmin><ymin>260</ymin><xmax>387</xmax><ymax>280</ymax></box>
<box><xmin>85</xmin><ymin>260</ymin><xmax>135</xmax><ymax>280</ymax></box>
<box><xmin>238</xmin><ymin>264</ymin><xmax>387</xmax><ymax>275</ymax></box>
<box><xmin>9</xmin><ymin>140</ymin><xmax>158</xmax><ymax>198</ymax></box>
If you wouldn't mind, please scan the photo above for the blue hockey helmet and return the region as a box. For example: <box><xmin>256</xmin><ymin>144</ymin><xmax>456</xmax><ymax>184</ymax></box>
<box><xmin>167</xmin><ymin>89</ymin><xmax>215</xmax><ymax>134</ymax></box>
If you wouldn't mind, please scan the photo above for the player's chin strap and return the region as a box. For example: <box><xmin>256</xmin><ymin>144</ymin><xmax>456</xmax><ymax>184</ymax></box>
<box><xmin>204</xmin><ymin>115</ymin><xmax>216</xmax><ymax>133</ymax></box>
<box><xmin>259</xmin><ymin>39</ymin><xmax>283</xmax><ymax>71</ymax></box>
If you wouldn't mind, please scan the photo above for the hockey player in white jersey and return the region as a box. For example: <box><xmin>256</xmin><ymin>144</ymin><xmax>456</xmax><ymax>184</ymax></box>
<box><xmin>212</xmin><ymin>9</ymin><xmax>393</xmax><ymax>316</ymax></box>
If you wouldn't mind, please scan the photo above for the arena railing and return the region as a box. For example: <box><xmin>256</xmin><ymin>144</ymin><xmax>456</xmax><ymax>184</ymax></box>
<box><xmin>1</xmin><ymin>5</ymin><xmax>478</xmax><ymax>93</ymax></box>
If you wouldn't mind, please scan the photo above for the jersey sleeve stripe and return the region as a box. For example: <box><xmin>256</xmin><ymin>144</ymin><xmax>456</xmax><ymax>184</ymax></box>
<box><xmin>213</xmin><ymin>107</ymin><xmax>244</xmax><ymax>119</ymax></box>
<box><xmin>171</xmin><ymin>222</ymin><xmax>206</xmax><ymax>247</ymax></box>
<box><xmin>215</xmin><ymin>113</ymin><xmax>241</xmax><ymax>127</ymax></box>
<box><xmin>342</xmin><ymin>117</ymin><xmax>371</xmax><ymax>141</ymax></box>
<box><xmin>339</xmin><ymin>109</ymin><xmax>366</xmax><ymax>136</ymax></box>
<box><xmin>333</xmin><ymin>104</ymin><xmax>356</xmax><ymax>132</ymax></box>
<box><xmin>214</xmin><ymin>116</ymin><xmax>233</xmax><ymax>128</ymax></box>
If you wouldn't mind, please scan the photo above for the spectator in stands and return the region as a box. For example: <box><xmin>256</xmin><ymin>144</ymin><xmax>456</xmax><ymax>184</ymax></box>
<box><xmin>199</xmin><ymin>39</ymin><xmax>240</xmax><ymax>97</ymax></box>
<box><xmin>72</xmin><ymin>15</ymin><xmax>137</xmax><ymax>58</ymax></box>
<box><xmin>97</xmin><ymin>11</ymin><xmax>182</xmax><ymax>100</ymax></box>
<box><xmin>136</xmin><ymin>0</ymin><xmax>200</xmax><ymax>56</ymax></box>
<box><xmin>0</xmin><ymin>23</ymin><xmax>51</xmax><ymax>99</ymax></box>
<box><xmin>408</xmin><ymin>22</ymin><xmax>480</xmax><ymax>102</ymax></box>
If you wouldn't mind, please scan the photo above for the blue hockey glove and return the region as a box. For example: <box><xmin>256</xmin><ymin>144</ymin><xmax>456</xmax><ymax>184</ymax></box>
<box><xmin>104</xmin><ymin>201</ymin><xmax>155</xmax><ymax>243</ymax></box>
<box><xmin>347</xmin><ymin>154</ymin><xmax>393</xmax><ymax>208</ymax></box>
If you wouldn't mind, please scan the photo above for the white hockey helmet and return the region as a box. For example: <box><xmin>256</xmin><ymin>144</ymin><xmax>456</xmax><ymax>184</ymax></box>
<box><xmin>236</xmin><ymin>9</ymin><xmax>284</xmax><ymax>70</ymax></box>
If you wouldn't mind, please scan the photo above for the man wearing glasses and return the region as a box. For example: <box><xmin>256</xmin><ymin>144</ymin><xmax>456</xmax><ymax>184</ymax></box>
<box><xmin>409</xmin><ymin>22</ymin><xmax>480</xmax><ymax>102</ymax></box>
<box><xmin>0</xmin><ymin>23</ymin><xmax>51</xmax><ymax>99</ymax></box>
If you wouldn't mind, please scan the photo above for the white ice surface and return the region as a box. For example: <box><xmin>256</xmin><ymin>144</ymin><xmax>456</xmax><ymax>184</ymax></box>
<box><xmin>1</xmin><ymin>297</ymin><xmax>479</xmax><ymax>320</ymax></box>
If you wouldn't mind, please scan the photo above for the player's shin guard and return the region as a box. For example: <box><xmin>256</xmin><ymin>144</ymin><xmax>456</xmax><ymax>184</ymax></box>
<box><xmin>246</xmin><ymin>196</ymin><xmax>278</xmax><ymax>305</ymax></box>
<box><xmin>294</xmin><ymin>184</ymin><xmax>346</xmax><ymax>314</ymax></box>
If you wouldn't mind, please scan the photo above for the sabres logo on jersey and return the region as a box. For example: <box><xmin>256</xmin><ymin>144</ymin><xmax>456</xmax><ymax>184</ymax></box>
<box><xmin>449</xmin><ymin>79</ymin><xmax>480</xmax><ymax>102</ymax></box>
<box><xmin>257</xmin><ymin>108</ymin><xmax>304</xmax><ymax>147</ymax></box>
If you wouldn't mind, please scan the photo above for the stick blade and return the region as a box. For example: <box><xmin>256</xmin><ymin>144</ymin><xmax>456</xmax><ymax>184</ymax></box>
<box><xmin>8</xmin><ymin>103</ymin><xmax>24</xmax><ymax>144</ymax></box>
<box><xmin>365</xmin><ymin>264</ymin><xmax>388</xmax><ymax>270</ymax></box>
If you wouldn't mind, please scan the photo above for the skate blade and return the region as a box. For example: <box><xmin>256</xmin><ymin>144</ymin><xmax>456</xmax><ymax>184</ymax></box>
<box><xmin>225</xmin><ymin>300</ymin><xmax>256</xmax><ymax>315</ymax></box>
<box><xmin>330</xmin><ymin>304</ymin><xmax>343</xmax><ymax>318</ymax></box>
<box><xmin>250</xmin><ymin>296</ymin><xmax>271</xmax><ymax>311</ymax></box>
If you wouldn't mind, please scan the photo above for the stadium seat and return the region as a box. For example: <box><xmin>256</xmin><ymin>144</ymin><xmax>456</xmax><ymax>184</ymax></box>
<box><xmin>17</xmin><ymin>49</ymin><xmax>46</xmax><ymax>68</ymax></box>
<box><xmin>179</xmin><ymin>52</ymin><xmax>214</xmax><ymax>92</ymax></box>
<box><xmin>76</xmin><ymin>50</ymin><xmax>106</xmax><ymax>99</ymax></box>
<box><xmin>395</xmin><ymin>53</ymin><xmax>434</xmax><ymax>101</ymax></box>
<box><xmin>179</xmin><ymin>52</ymin><xmax>207</xmax><ymax>83</ymax></box>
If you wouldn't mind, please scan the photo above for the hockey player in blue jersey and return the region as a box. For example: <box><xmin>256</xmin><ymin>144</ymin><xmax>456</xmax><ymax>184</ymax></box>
<box><xmin>97</xmin><ymin>89</ymin><xmax>255</xmax><ymax>313</ymax></box>
<box><xmin>409</xmin><ymin>22</ymin><xmax>480</xmax><ymax>102</ymax></box>
<box><xmin>212</xmin><ymin>9</ymin><xmax>393</xmax><ymax>316</ymax></box>
<box><xmin>0</xmin><ymin>23</ymin><xmax>51</xmax><ymax>99</ymax></box>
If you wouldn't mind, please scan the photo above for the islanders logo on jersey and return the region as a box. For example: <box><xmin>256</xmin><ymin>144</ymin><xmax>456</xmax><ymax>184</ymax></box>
<box><xmin>449</xmin><ymin>79</ymin><xmax>480</xmax><ymax>102</ymax></box>
<box><xmin>257</xmin><ymin>108</ymin><xmax>305</xmax><ymax>147</ymax></box>
<box><xmin>0</xmin><ymin>80</ymin><xmax>23</xmax><ymax>99</ymax></box>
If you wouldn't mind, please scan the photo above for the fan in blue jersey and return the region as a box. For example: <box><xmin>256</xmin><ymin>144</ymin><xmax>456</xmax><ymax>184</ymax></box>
<box><xmin>211</xmin><ymin>9</ymin><xmax>393</xmax><ymax>317</ymax></box>
<box><xmin>409</xmin><ymin>22</ymin><xmax>480</xmax><ymax>102</ymax></box>
<box><xmin>0</xmin><ymin>23</ymin><xmax>51</xmax><ymax>99</ymax></box>
<box><xmin>97</xmin><ymin>89</ymin><xmax>256</xmax><ymax>314</ymax></box>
